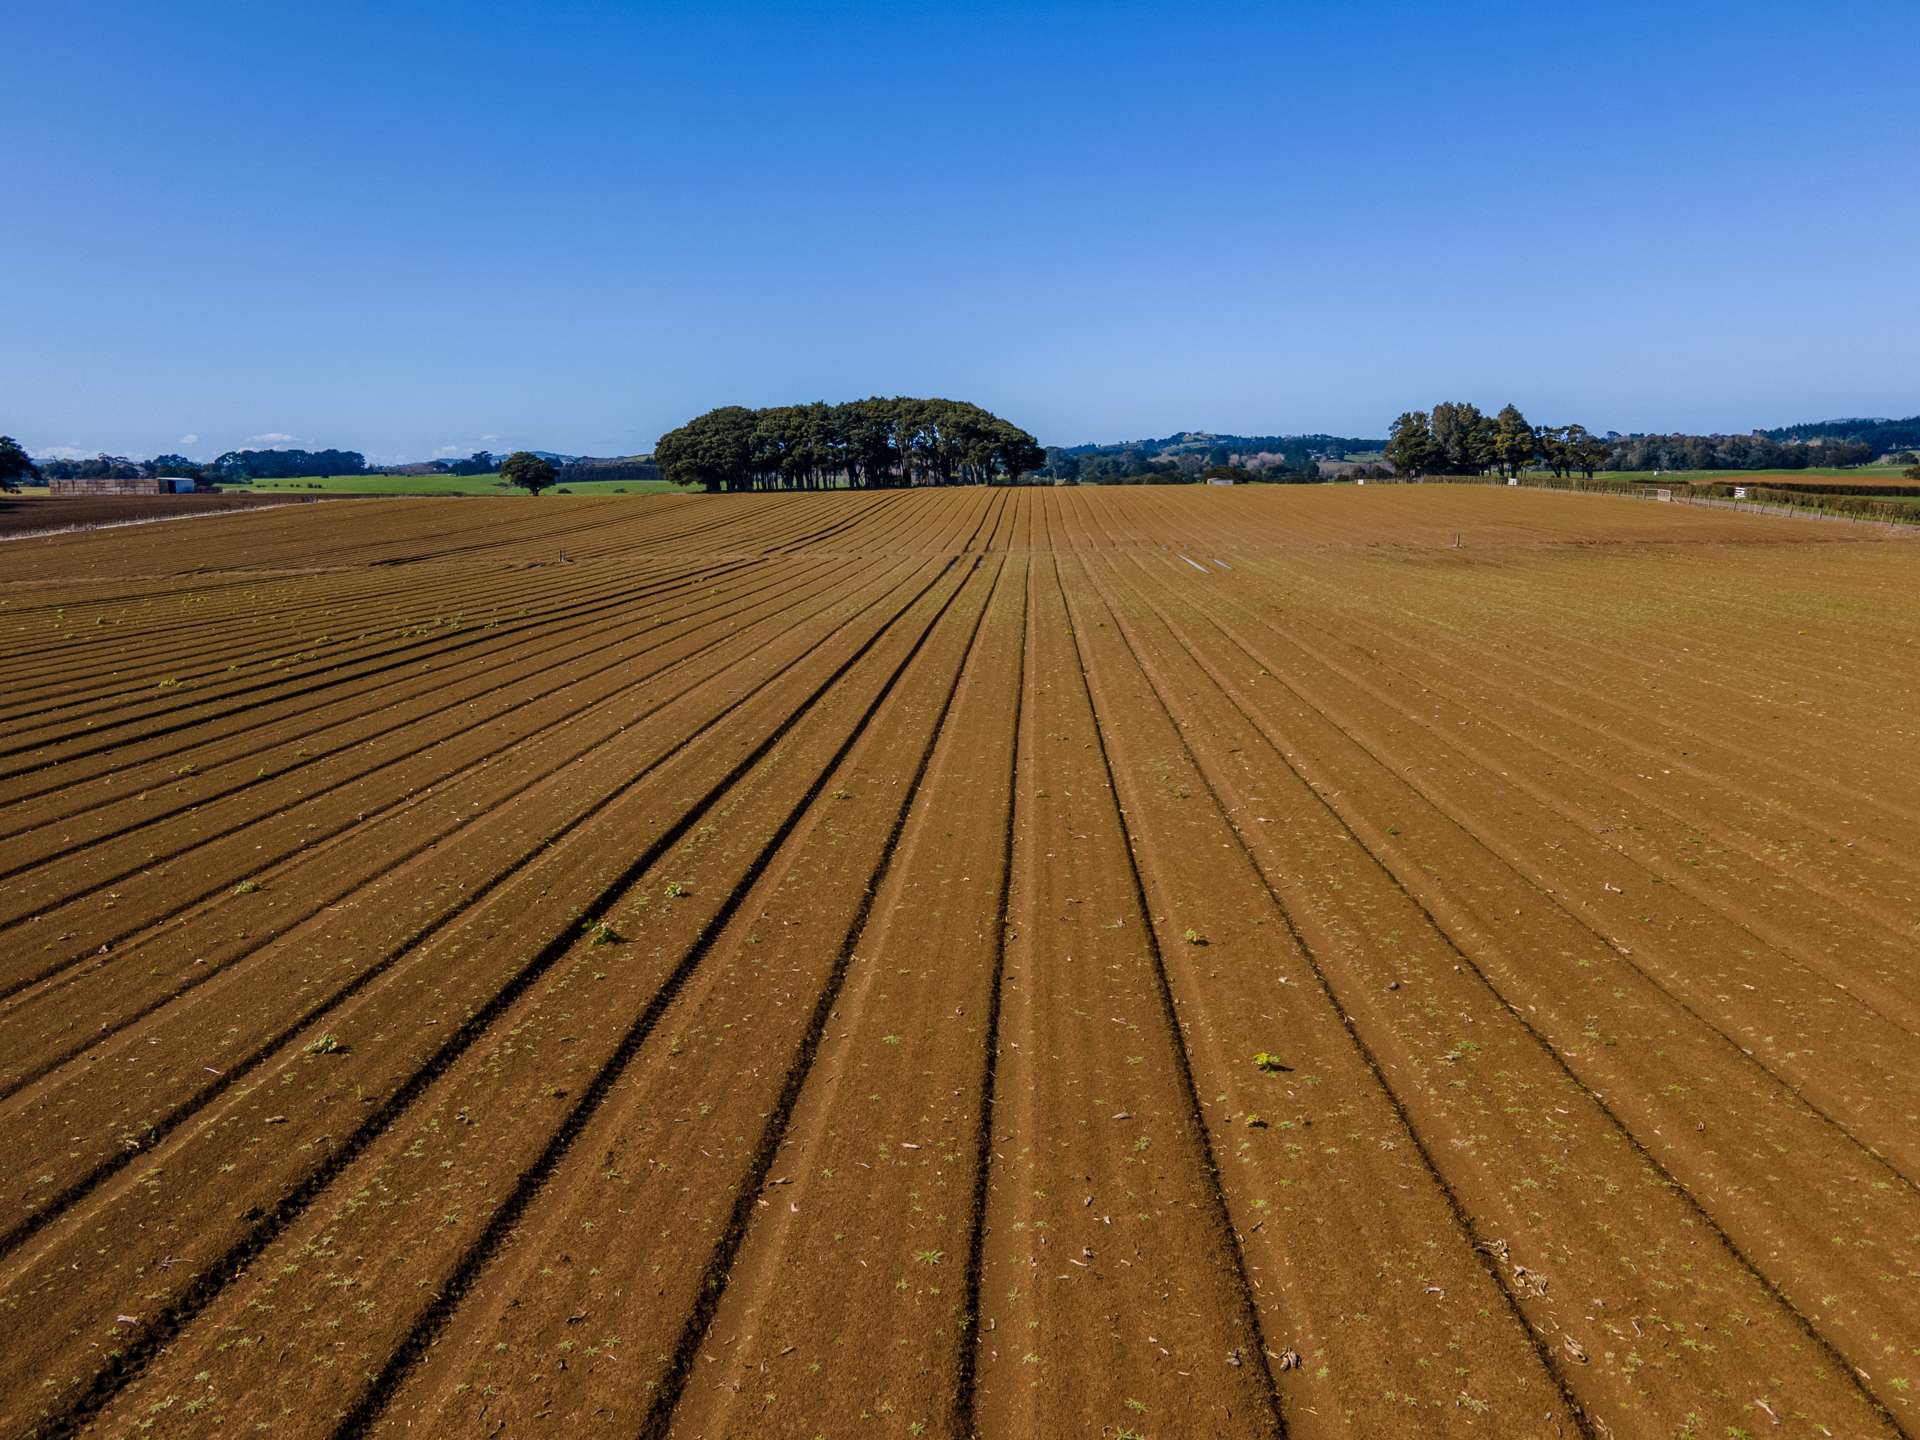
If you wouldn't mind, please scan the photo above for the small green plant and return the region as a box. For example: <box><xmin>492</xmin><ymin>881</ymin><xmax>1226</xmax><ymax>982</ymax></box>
<box><xmin>1183</xmin><ymin>928</ymin><xmax>1207</xmax><ymax>945</ymax></box>
<box><xmin>583</xmin><ymin>919</ymin><xmax>620</xmax><ymax>946</ymax></box>
<box><xmin>665</xmin><ymin>881</ymin><xmax>687</xmax><ymax>899</ymax></box>
<box><xmin>233</xmin><ymin>879</ymin><xmax>259</xmax><ymax>895</ymax></box>
<box><xmin>306</xmin><ymin>1034</ymin><xmax>342</xmax><ymax>1055</ymax></box>
<box><xmin>1253</xmin><ymin>1051</ymin><xmax>1287</xmax><ymax>1073</ymax></box>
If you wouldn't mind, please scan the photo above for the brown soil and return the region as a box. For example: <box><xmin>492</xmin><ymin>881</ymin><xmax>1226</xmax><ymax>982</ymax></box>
<box><xmin>0</xmin><ymin>491</ymin><xmax>324</xmax><ymax>539</ymax></box>
<box><xmin>0</xmin><ymin>485</ymin><xmax>1914</xmax><ymax>1439</ymax></box>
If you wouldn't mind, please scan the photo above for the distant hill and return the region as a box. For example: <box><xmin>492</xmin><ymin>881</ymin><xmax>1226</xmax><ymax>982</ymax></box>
<box><xmin>1758</xmin><ymin>415</ymin><xmax>1920</xmax><ymax>454</ymax></box>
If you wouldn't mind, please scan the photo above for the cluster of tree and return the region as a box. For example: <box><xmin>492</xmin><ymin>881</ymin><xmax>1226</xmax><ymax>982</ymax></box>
<box><xmin>653</xmin><ymin>399</ymin><xmax>1045</xmax><ymax>492</ymax></box>
<box><xmin>1046</xmin><ymin>430</ymin><xmax>1383</xmax><ymax>483</ymax></box>
<box><xmin>1385</xmin><ymin>404</ymin><xmax>1611</xmax><ymax>479</ymax></box>
<box><xmin>33</xmin><ymin>452</ymin><xmax>192</xmax><ymax>481</ymax></box>
<box><xmin>1761</xmin><ymin>414</ymin><xmax>1920</xmax><ymax>453</ymax></box>
<box><xmin>1603</xmin><ymin>432</ymin><xmax>1874</xmax><ymax>471</ymax></box>
<box><xmin>557</xmin><ymin>454</ymin><xmax>659</xmax><ymax>483</ymax></box>
<box><xmin>38</xmin><ymin>447</ymin><xmax>374</xmax><ymax>483</ymax></box>
<box><xmin>439</xmin><ymin>451</ymin><xmax>498</xmax><ymax>476</ymax></box>
<box><xmin>0</xmin><ymin>436</ymin><xmax>36</xmax><ymax>492</ymax></box>
<box><xmin>211</xmin><ymin>448</ymin><xmax>369</xmax><ymax>480</ymax></box>
<box><xmin>1044</xmin><ymin>448</ymin><xmax>1324</xmax><ymax>484</ymax></box>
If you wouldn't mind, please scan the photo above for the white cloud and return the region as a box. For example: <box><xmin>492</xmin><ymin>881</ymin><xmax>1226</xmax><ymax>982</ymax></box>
<box><xmin>33</xmin><ymin>443</ymin><xmax>98</xmax><ymax>461</ymax></box>
<box><xmin>433</xmin><ymin>444</ymin><xmax>462</xmax><ymax>457</ymax></box>
<box><xmin>480</xmin><ymin>434</ymin><xmax>501</xmax><ymax>443</ymax></box>
<box><xmin>249</xmin><ymin>432</ymin><xmax>297</xmax><ymax>445</ymax></box>
<box><xmin>178</xmin><ymin>434</ymin><xmax>199</xmax><ymax>446</ymax></box>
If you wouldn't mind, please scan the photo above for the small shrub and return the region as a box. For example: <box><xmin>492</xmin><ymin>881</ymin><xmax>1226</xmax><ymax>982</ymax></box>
<box><xmin>1253</xmin><ymin>1051</ymin><xmax>1287</xmax><ymax>1074</ymax></box>
<box><xmin>306</xmin><ymin>1034</ymin><xmax>342</xmax><ymax>1055</ymax></box>
<box><xmin>1183</xmin><ymin>928</ymin><xmax>1207</xmax><ymax>945</ymax></box>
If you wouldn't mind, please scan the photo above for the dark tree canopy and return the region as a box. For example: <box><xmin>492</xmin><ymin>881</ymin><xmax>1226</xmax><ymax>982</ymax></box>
<box><xmin>0</xmin><ymin>435</ymin><xmax>37</xmax><ymax>492</ymax></box>
<box><xmin>653</xmin><ymin>398</ymin><xmax>1046</xmax><ymax>492</ymax></box>
<box><xmin>501</xmin><ymin>451</ymin><xmax>559</xmax><ymax>494</ymax></box>
<box><xmin>1384</xmin><ymin>411</ymin><xmax>1441</xmax><ymax>477</ymax></box>
<box><xmin>210</xmin><ymin>448</ymin><xmax>368</xmax><ymax>480</ymax></box>
<box><xmin>1762</xmin><ymin>415</ymin><xmax>1920</xmax><ymax>452</ymax></box>
<box><xmin>1403</xmin><ymin>408</ymin><xmax>1892</xmax><ymax>477</ymax></box>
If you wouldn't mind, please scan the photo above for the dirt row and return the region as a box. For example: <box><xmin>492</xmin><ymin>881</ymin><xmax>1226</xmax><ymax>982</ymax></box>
<box><xmin>0</xmin><ymin>485</ymin><xmax>1913</xmax><ymax>1438</ymax></box>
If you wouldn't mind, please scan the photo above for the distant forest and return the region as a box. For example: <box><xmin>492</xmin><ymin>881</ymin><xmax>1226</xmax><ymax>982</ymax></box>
<box><xmin>1044</xmin><ymin>431</ymin><xmax>1384</xmax><ymax>483</ymax></box>
<box><xmin>13</xmin><ymin>411</ymin><xmax>1913</xmax><ymax>492</ymax></box>
<box><xmin>1760</xmin><ymin>414</ymin><xmax>1920</xmax><ymax>451</ymax></box>
<box><xmin>653</xmin><ymin>399</ymin><xmax>1045</xmax><ymax>491</ymax></box>
<box><xmin>1383</xmin><ymin>404</ymin><xmax>1905</xmax><ymax>478</ymax></box>
<box><xmin>35</xmin><ymin>447</ymin><xmax>371</xmax><ymax>482</ymax></box>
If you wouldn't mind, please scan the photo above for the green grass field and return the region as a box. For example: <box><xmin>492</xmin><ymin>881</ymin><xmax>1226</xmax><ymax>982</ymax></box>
<box><xmin>226</xmin><ymin>473</ymin><xmax>687</xmax><ymax>496</ymax></box>
<box><xmin>1592</xmin><ymin>464</ymin><xmax>1910</xmax><ymax>485</ymax></box>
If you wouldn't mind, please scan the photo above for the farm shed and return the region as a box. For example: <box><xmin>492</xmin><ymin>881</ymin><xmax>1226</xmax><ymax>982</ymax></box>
<box><xmin>49</xmin><ymin>475</ymin><xmax>200</xmax><ymax>496</ymax></box>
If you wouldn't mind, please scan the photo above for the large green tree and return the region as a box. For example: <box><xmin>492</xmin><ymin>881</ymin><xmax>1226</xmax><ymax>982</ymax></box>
<box><xmin>1491</xmin><ymin>404</ymin><xmax>1535</xmax><ymax>477</ymax></box>
<box><xmin>1384</xmin><ymin>411</ymin><xmax>1440</xmax><ymax>477</ymax></box>
<box><xmin>653</xmin><ymin>398</ymin><xmax>1043</xmax><ymax>493</ymax></box>
<box><xmin>500</xmin><ymin>451</ymin><xmax>558</xmax><ymax>494</ymax></box>
<box><xmin>1431</xmin><ymin>402</ymin><xmax>1495</xmax><ymax>474</ymax></box>
<box><xmin>0</xmin><ymin>436</ymin><xmax>38</xmax><ymax>492</ymax></box>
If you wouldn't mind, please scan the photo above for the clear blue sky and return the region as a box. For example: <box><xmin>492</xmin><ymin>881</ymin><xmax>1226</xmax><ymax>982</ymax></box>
<box><xmin>6</xmin><ymin>0</ymin><xmax>1916</xmax><ymax>462</ymax></box>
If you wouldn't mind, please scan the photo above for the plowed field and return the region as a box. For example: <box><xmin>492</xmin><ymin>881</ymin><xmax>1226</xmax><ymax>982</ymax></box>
<box><xmin>1</xmin><ymin>485</ymin><xmax>1915</xmax><ymax>1440</ymax></box>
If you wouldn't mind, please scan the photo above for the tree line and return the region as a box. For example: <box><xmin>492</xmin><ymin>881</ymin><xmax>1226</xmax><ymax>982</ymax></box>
<box><xmin>1606</xmin><ymin>432</ymin><xmax>1874</xmax><ymax>472</ymax></box>
<box><xmin>1761</xmin><ymin>414</ymin><xmax>1920</xmax><ymax>453</ymax></box>
<box><xmin>30</xmin><ymin>447</ymin><xmax>372</xmax><ymax>483</ymax></box>
<box><xmin>1385</xmin><ymin>404</ymin><xmax>1610</xmax><ymax>479</ymax></box>
<box><xmin>1042</xmin><ymin>430</ymin><xmax>1383</xmax><ymax>483</ymax></box>
<box><xmin>1385</xmin><ymin>403</ymin><xmax>1888</xmax><ymax>479</ymax></box>
<box><xmin>652</xmin><ymin>398</ymin><xmax>1045</xmax><ymax>492</ymax></box>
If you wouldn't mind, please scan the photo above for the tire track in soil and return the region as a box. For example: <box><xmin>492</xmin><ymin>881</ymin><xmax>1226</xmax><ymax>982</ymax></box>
<box><xmin>0</xmin><ymin>557</ymin><xmax>940</xmax><ymax>1259</ymax></box>
<box><xmin>0</xmin><ymin>554</ymin><xmax>849</xmax><ymax>996</ymax></box>
<box><xmin>0</xmin><ymin>553</ymin><xmax>816</xmax><ymax>938</ymax></box>
<box><xmin>1061</xmin><ymin>555</ymin><xmax>1586</xmax><ymax>1437</ymax></box>
<box><xmin>0</xmin><ymin>487</ymin><xmax>912</xmax><ymax>794</ymax></box>
<box><xmin>0</xmin><ymin>483</ymin><xmax>943</xmax><ymax>832</ymax></box>
<box><xmin>355</xmin><ymin>554</ymin><xmax>1015</xmax><ymax>1440</ymax></box>
<box><xmin>1282</xmin><ymin>559</ymin><xmax>1920</xmax><ymax>917</ymax></box>
<box><xmin>1099</xmin><ymin>551</ymin><xmax>1907</xmax><ymax>1436</ymax></box>
<box><xmin>1170</xmin><ymin>555</ymin><xmax>1920</xmax><ymax>1197</ymax></box>
<box><xmin>1201</xmin><ymin>586</ymin><xmax>1920</xmax><ymax>1170</ymax></box>
<box><xmin>78</xmin><ymin>555</ymin><xmax>997</xmax><ymax>1440</ymax></box>
<box><xmin>0</xmin><ymin>491</ymin><xmax>959</xmax><ymax>972</ymax></box>
<box><xmin>655</xmin><ymin>553</ymin><xmax>1029</xmax><ymax>1440</ymax></box>
<box><xmin>0</xmin><ymin>553</ymin><xmax>679</xmax><ymax>766</ymax></box>
<box><xmin>968</xmin><ymin>553</ymin><xmax>1283</xmax><ymax>1440</ymax></box>
<box><xmin>0</xmin><ymin>556</ymin><xmax>886</xmax><ymax>1099</ymax></box>
<box><xmin>0</xmin><ymin>557</ymin><xmax>734</xmax><ymax>804</ymax></box>
<box><xmin>0</xmin><ymin>530</ymin><xmax>661</xmax><ymax>713</ymax></box>
<box><xmin>6</xmin><ymin>555</ymin><xmax>969</xmax><ymax>1438</ymax></box>
<box><xmin>0</xmin><ymin>549</ymin><xmax>811</xmax><ymax>866</ymax></box>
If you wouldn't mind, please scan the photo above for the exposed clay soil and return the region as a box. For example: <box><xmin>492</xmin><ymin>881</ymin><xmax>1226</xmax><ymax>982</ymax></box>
<box><xmin>0</xmin><ymin>485</ymin><xmax>1914</xmax><ymax>1439</ymax></box>
<box><xmin>0</xmin><ymin>491</ymin><xmax>327</xmax><ymax>539</ymax></box>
